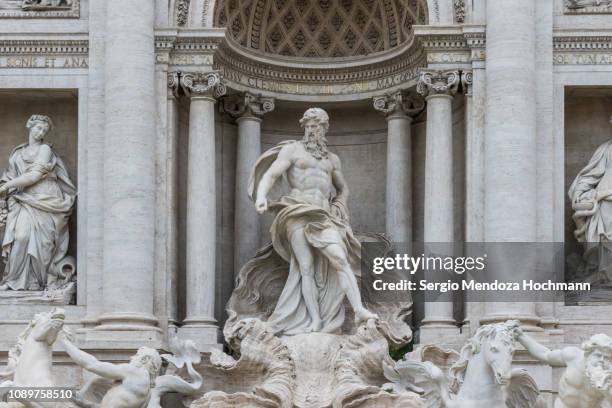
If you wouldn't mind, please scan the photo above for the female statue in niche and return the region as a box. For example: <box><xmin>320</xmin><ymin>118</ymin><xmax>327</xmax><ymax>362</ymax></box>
<box><xmin>0</xmin><ymin>114</ymin><xmax>76</xmax><ymax>291</ymax></box>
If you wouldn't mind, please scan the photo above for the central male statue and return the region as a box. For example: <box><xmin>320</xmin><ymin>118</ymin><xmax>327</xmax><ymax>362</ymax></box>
<box><xmin>249</xmin><ymin>108</ymin><xmax>377</xmax><ymax>335</ymax></box>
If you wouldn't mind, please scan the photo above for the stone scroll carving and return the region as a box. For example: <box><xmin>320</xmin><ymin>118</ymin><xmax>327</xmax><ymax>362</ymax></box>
<box><xmin>191</xmin><ymin>108</ymin><xmax>416</xmax><ymax>407</ymax></box>
<box><xmin>383</xmin><ymin>321</ymin><xmax>543</xmax><ymax>408</ymax></box>
<box><xmin>373</xmin><ymin>91</ymin><xmax>425</xmax><ymax>118</ymax></box>
<box><xmin>221</xmin><ymin>92</ymin><xmax>275</xmax><ymax>119</ymax></box>
<box><xmin>565</xmin><ymin>0</ymin><xmax>612</xmax><ymax>13</ymax></box>
<box><xmin>0</xmin><ymin>114</ymin><xmax>77</xmax><ymax>305</ymax></box>
<box><xmin>515</xmin><ymin>326</ymin><xmax>612</xmax><ymax>408</ymax></box>
<box><xmin>417</xmin><ymin>70</ymin><xmax>461</xmax><ymax>98</ymax></box>
<box><xmin>0</xmin><ymin>0</ymin><xmax>79</xmax><ymax>18</ymax></box>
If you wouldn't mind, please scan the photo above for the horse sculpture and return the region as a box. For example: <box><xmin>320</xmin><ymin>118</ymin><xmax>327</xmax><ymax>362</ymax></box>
<box><xmin>383</xmin><ymin>320</ymin><xmax>543</xmax><ymax>408</ymax></box>
<box><xmin>0</xmin><ymin>308</ymin><xmax>67</xmax><ymax>407</ymax></box>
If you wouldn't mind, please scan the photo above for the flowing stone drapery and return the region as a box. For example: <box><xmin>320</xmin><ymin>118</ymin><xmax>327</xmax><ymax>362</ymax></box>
<box><xmin>482</xmin><ymin>0</ymin><xmax>540</xmax><ymax>330</ymax></box>
<box><xmin>373</xmin><ymin>91</ymin><xmax>424</xmax><ymax>244</ymax></box>
<box><xmin>222</xmin><ymin>92</ymin><xmax>275</xmax><ymax>280</ymax></box>
<box><xmin>417</xmin><ymin>69</ymin><xmax>461</xmax><ymax>342</ymax></box>
<box><xmin>180</xmin><ymin>71</ymin><xmax>227</xmax><ymax>350</ymax></box>
<box><xmin>96</xmin><ymin>0</ymin><xmax>159</xmax><ymax>339</ymax></box>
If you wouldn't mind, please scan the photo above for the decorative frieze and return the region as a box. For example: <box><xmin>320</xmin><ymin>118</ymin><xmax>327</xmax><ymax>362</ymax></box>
<box><xmin>221</xmin><ymin>92</ymin><xmax>275</xmax><ymax>119</ymax></box>
<box><xmin>416</xmin><ymin>70</ymin><xmax>461</xmax><ymax>98</ymax></box>
<box><xmin>565</xmin><ymin>0</ymin><xmax>612</xmax><ymax>14</ymax></box>
<box><xmin>0</xmin><ymin>0</ymin><xmax>79</xmax><ymax>18</ymax></box>
<box><xmin>180</xmin><ymin>71</ymin><xmax>227</xmax><ymax>99</ymax></box>
<box><xmin>0</xmin><ymin>38</ymin><xmax>88</xmax><ymax>69</ymax></box>
<box><xmin>554</xmin><ymin>36</ymin><xmax>612</xmax><ymax>65</ymax></box>
<box><xmin>373</xmin><ymin>91</ymin><xmax>425</xmax><ymax>118</ymax></box>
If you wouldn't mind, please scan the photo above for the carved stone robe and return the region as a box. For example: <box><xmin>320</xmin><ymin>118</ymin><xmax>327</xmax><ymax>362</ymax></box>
<box><xmin>1</xmin><ymin>143</ymin><xmax>76</xmax><ymax>290</ymax></box>
<box><xmin>246</xmin><ymin>141</ymin><xmax>361</xmax><ymax>336</ymax></box>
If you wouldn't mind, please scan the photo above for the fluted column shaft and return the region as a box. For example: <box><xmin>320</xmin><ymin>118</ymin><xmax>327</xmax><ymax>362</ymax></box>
<box><xmin>98</xmin><ymin>0</ymin><xmax>158</xmax><ymax>335</ymax></box>
<box><xmin>222</xmin><ymin>93</ymin><xmax>275</xmax><ymax>279</ymax></box>
<box><xmin>180</xmin><ymin>72</ymin><xmax>226</xmax><ymax>350</ymax></box>
<box><xmin>417</xmin><ymin>70</ymin><xmax>461</xmax><ymax>341</ymax></box>
<box><xmin>373</xmin><ymin>91</ymin><xmax>424</xmax><ymax>243</ymax></box>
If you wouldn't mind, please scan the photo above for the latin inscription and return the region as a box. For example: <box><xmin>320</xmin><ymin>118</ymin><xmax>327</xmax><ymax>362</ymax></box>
<box><xmin>554</xmin><ymin>53</ymin><xmax>612</xmax><ymax>65</ymax></box>
<box><xmin>0</xmin><ymin>55</ymin><xmax>88</xmax><ymax>69</ymax></box>
<box><xmin>218</xmin><ymin>65</ymin><xmax>420</xmax><ymax>96</ymax></box>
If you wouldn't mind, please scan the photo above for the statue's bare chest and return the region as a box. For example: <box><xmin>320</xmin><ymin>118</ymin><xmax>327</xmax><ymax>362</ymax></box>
<box><xmin>292</xmin><ymin>154</ymin><xmax>333</xmax><ymax>175</ymax></box>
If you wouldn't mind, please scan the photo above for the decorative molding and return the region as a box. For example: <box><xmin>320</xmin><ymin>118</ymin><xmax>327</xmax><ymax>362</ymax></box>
<box><xmin>373</xmin><ymin>91</ymin><xmax>425</xmax><ymax>118</ymax></box>
<box><xmin>180</xmin><ymin>71</ymin><xmax>227</xmax><ymax>99</ymax></box>
<box><xmin>0</xmin><ymin>0</ymin><xmax>79</xmax><ymax>18</ymax></box>
<box><xmin>176</xmin><ymin>0</ymin><xmax>190</xmax><ymax>26</ymax></box>
<box><xmin>454</xmin><ymin>0</ymin><xmax>466</xmax><ymax>23</ymax></box>
<box><xmin>0</xmin><ymin>38</ymin><xmax>88</xmax><ymax>69</ymax></box>
<box><xmin>221</xmin><ymin>92</ymin><xmax>275</xmax><ymax>119</ymax></box>
<box><xmin>554</xmin><ymin>35</ymin><xmax>612</xmax><ymax>65</ymax></box>
<box><xmin>565</xmin><ymin>0</ymin><xmax>612</xmax><ymax>14</ymax></box>
<box><xmin>168</xmin><ymin>71</ymin><xmax>181</xmax><ymax>98</ymax></box>
<box><xmin>202</xmin><ymin>0</ymin><xmax>211</xmax><ymax>26</ymax></box>
<box><xmin>416</xmin><ymin>69</ymin><xmax>460</xmax><ymax>97</ymax></box>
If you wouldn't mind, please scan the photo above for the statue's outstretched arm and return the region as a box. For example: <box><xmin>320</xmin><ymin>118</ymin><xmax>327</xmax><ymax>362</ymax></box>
<box><xmin>63</xmin><ymin>338</ymin><xmax>126</xmax><ymax>380</ymax></box>
<box><xmin>255</xmin><ymin>144</ymin><xmax>294</xmax><ymax>212</ymax></box>
<box><xmin>517</xmin><ymin>333</ymin><xmax>567</xmax><ymax>366</ymax></box>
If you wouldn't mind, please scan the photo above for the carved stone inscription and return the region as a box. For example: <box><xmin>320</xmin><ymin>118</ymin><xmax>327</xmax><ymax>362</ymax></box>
<box><xmin>0</xmin><ymin>0</ymin><xmax>79</xmax><ymax>17</ymax></box>
<box><xmin>218</xmin><ymin>65</ymin><xmax>420</xmax><ymax>97</ymax></box>
<box><xmin>0</xmin><ymin>55</ymin><xmax>88</xmax><ymax>69</ymax></box>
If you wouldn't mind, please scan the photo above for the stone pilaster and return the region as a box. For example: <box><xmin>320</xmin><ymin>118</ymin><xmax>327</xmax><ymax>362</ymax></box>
<box><xmin>222</xmin><ymin>92</ymin><xmax>275</xmax><ymax>281</ymax></box>
<box><xmin>96</xmin><ymin>0</ymin><xmax>160</xmax><ymax>344</ymax></box>
<box><xmin>373</xmin><ymin>91</ymin><xmax>424</xmax><ymax>244</ymax></box>
<box><xmin>179</xmin><ymin>71</ymin><xmax>226</xmax><ymax>351</ymax></box>
<box><xmin>417</xmin><ymin>69</ymin><xmax>461</xmax><ymax>343</ymax></box>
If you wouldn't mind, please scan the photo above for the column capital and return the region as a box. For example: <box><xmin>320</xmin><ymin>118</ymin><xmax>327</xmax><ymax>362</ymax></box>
<box><xmin>461</xmin><ymin>70</ymin><xmax>473</xmax><ymax>96</ymax></box>
<box><xmin>417</xmin><ymin>69</ymin><xmax>460</xmax><ymax>98</ymax></box>
<box><xmin>373</xmin><ymin>91</ymin><xmax>425</xmax><ymax>119</ymax></box>
<box><xmin>168</xmin><ymin>71</ymin><xmax>181</xmax><ymax>99</ymax></box>
<box><xmin>221</xmin><ymin>92</ymin><xmax>275</xmax><ymax>120</ymax></box>
<box><xmin>180</xmin><ymin>71</ymin><xmax>227</xmax><ymax>100</ymax></box>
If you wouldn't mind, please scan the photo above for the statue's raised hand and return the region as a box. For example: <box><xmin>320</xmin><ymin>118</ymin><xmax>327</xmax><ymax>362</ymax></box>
<box><xmin>255</xmin><ymin>196</ymin><xmax>268</xmax><ymax>214</ymax></box>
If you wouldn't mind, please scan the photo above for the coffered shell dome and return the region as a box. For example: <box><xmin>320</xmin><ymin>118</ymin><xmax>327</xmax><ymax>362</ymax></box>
<box><xmin>214</xmin><ymin>0</ymin><xmax>428</xmax><ymax>59</ymax></box>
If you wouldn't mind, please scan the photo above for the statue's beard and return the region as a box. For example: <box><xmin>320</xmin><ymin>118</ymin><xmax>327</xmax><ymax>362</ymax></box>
<box><xmin>586</xmin><ymin>362</ymin><xmax>612</xmax><ymax>391</ymax></box>
<box><xmin>303</xmin><ymin>132</ymin><xmax>328</xmax><ymax>160</ymax></box>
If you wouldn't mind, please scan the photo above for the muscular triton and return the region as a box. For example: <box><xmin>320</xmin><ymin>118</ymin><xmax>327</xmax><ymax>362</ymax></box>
<box><xmin>251</xmin><ymin>107</ymin><xmax>378</xmax><ymax>335</ymax></box>
<box><xmin>513</xmin><ymin>325</ymin><xmax>612</xmax><ymax>408</ymax></box>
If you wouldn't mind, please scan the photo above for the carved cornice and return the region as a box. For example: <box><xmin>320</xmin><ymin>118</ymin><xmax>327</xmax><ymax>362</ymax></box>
<box><xmin>221</xmin><ymin>92</ymin><xmax>275</xmax><ymax>119</ymax></box>
<box><xmin>373</xmin><ymin>91</ymin><xmax>425</xmax><ymax>118</ymax></box>
<box><xmin>180</xmin><ymin>71</ymin><xmax>227</xmax><ymax>99</ymax></box>
<box><xmin>553</xmin><ymin>35</ymin><xmax>612</xmax><ymax>51</ymax></box>
<box><xmin>416</xmin><ymin>69</ymin><xmax>460</xmax><ymax>97</ymax></box>
<box><xmin>0</xmin><ymin>38</ymin><xmax>88</xmax><ymax>54</ymax></box>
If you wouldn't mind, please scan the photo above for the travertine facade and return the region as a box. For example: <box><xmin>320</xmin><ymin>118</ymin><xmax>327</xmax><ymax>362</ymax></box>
<box><xmin>1</xmin><ymin>0</ymin><xmax>612</xmax><ymax>407</ymax></box>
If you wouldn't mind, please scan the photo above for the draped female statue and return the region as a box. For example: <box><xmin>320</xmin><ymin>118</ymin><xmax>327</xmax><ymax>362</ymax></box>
<box><xmin>0</xmin><ymin>114</ymin><xmax>76</xmax><ymax>291</ymax></box>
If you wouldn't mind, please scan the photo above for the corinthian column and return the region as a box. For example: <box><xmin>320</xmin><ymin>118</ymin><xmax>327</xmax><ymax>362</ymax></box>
<box><xmin>373</xmin><ymin>91</ymin><xmax>424</xmax><ymax>244</ymax></box>
<box><xmin>96</xmin><ymin>0</ymin><xmax>159</xmax><ymax>342</ymax></box>
<box><xmin>222</xmin><ymin>93</ymin><xmax>275</xmax><ymax>280</ymax></box>
<box><xmin>417</xmin><ymin>70</ymin><xmax>461</xmax><ymax>343</ymax></box>
<box><xmin>179</xmin><ymin>72</ymin><xmax>226</xmax><ymax>350</ymax></box>
<box><xmin>482</xmin><ymin>0</ymin><xmax>540</xmax><ymax>330</ymax></box>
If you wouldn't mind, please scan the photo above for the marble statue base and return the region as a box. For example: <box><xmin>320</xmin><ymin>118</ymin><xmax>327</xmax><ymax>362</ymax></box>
<box><xmin>0</xmin><ymin>282</ymin><xmax>76</xmax><ymax>305</ymax></box>
<box><xmin>191</xmin><ymin>319</ymin><xmax>423</xmax><ymax>408</ymax></box>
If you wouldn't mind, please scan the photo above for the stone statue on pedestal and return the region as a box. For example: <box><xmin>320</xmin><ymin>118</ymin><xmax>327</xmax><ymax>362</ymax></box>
<box><xmin>0</xmin><ymin>115</ymin><xmax>76</xmax><ymax>299</ymax></box>
<box><xmin>192</xmin><ymin>108</ymin><xmax>415</xmax><ymax>408</ymax></box>
<box><xmin>249</xmin><ymin>107</ymin><xmax>378</xmax><ymax>335</ymax></box>
<box><xmin>514</xmin><ymin>327</ymin><xmax>612</xmax><ymax>408</ymax></box>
